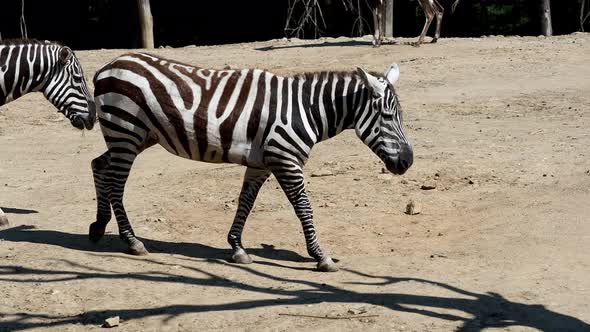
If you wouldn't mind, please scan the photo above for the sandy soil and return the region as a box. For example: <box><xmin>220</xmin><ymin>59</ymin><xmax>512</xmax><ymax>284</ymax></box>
<box><xmin>1</xmin><ymin>34</ymin><xmax>589</xmax><ymax>331</ymax></box>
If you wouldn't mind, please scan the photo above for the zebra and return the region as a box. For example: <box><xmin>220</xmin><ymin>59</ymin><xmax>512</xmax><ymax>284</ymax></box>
<box><xmin>89</xmin><ymin>53</ymin><xmax>413</xmax><ymax>272</ymax></box>
<box><xmin>0</xmin><ymin>39</ymin><xmax>96</xmax><ymax>227</ymax></box>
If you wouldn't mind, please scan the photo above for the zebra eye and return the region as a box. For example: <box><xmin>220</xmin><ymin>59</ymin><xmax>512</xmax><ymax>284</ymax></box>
<box><xmin>374</xmin><ymin>127</ymin><xmax>380</xmax><ymax>134</ymax></box>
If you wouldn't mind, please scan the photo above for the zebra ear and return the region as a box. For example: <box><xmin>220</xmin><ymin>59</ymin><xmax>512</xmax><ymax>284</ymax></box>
<box><xmin>385</xmin><ymin>63</ymin><xmax>399</xmax><ymax>85</ymax></box>
<box><xmin>356</xmin><ymin>67</ymin><xmax>385</xmax><ymax>98</ymax></box>
<box><xmin>59</xmin><ymin>47</ymin><xmax>73</xmax><ymax>65</ymax></box>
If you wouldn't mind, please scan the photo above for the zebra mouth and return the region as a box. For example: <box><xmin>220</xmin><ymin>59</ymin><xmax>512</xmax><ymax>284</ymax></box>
<box><xmin>383</xmin><ymin>153</ymin><xmax>413</xmax><ymax>175</ymax></box>
<box><xmin>70</xmin><ymin>115</ymin><xmax>94</xmax><ymax>130</ymax></box>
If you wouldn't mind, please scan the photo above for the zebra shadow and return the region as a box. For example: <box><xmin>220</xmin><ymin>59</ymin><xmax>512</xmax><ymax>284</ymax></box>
<box><xmin>0</xmin><ymin>225</ymin><xmax>315</xmax><ymax>265</ymax></box>
<box><xmin>0</xmin><ymin>254</ymin><xmax>588</xmax><ymax>331</ymax></box>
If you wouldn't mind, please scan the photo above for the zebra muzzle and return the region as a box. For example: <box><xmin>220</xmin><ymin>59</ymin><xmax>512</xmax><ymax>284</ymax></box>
<box><xmin>70</xmin><ymin>116</ymin><xmax>86</xmax><ymax>130</ymax></box>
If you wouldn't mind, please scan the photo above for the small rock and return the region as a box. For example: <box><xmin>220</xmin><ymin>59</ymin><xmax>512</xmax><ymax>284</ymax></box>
<box><xmin>468</xmin><ymin>179</ymin><xmax>474</xmax><ymax>185</ymax></box>
<box><xmin>224</xmin><ymin>203</ymin><xmax>236</xmax><ymax>210</ymax></box>
<box><xmin>420</xmin><ymin>181</ymin><xmax>436</xmax><ymax>190</ymax></box>
<box><xmin>405</xmin><ymin>200</ymin><xmax>421</xmax><ymax>215</ymax></box>
<box><xmin>381</xmin><ymin>167</ymin><xmax>388</xmax><ymax>174</ymax></box>
<box><xmin>311</xmin><ymin>169</ymin><xmax>333</xmax><ymax>177</ymax></box>
<box><xmin>347</xmin><ymin>308</ymin><xmax>367</xmax><ymax>315</ymax></box>
<box><xmin>353</xmin><ymin>177</ymin><xmax>361</xmax><ymax>181</ymax></box>
<box><xmin>103</xmin><ymin>316</ymin><xmax>120</xmax><ymax>328</ymax></box>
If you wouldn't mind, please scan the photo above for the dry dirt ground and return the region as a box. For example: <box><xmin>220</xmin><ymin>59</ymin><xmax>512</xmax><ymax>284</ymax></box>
<box><xmin>1</xmin><ymin>34</ymin><xmax>589</xmax><ymax>331</ymax></box>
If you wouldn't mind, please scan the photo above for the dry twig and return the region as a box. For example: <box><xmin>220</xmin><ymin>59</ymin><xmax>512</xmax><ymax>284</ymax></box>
<box><xmin>278</xmin><ymin>313</ymin><xmax>379</xmax><ymax>320</ymax></box>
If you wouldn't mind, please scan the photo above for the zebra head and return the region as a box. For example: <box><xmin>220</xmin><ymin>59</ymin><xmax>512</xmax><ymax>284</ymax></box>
<box><xmin>43</xmin><ymin>46</ymin><xmax>95</xmax><ymax>130</ymax></box>
<box><xmin>355</xmin><ymin>64</ymin><xmax>413</xmax><ymax>175</ymax></box>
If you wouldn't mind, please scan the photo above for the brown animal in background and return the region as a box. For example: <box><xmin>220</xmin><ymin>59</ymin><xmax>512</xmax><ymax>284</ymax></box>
<box><xmin>368</xmin><ymin>0</ymin><xmax>460</xmax><ymax>47</ymax></box>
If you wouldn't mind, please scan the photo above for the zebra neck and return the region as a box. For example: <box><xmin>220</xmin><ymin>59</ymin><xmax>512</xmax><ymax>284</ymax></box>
<box><xmin>302</xmin><ymin>73</ymin><xmax>367</xmax><ymax>143</ymax></box>
<box><xmin>0</xmin><ymin>43</ymin><xmax>56</xmax><ymax>105</ymax></box>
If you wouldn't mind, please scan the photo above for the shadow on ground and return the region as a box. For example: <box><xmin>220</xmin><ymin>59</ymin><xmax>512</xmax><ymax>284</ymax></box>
<box><xmin>0</xmin><ymin>207</ymin><xmax>38</xmax><ymax>215</ymax></box>
<box><xmin>1</xmin><ymin>226</ymin><xmax>588</xmax><ymax>331</ymax></box>
<box><xmin>255</xmin><ymin>39</ymin><xmax>407</xmax><ymax>52</ymax></box>
<box><xmin>0</xmin><ymin>225</ymin><xmax>314</xmax><ymax>264</ymax></box>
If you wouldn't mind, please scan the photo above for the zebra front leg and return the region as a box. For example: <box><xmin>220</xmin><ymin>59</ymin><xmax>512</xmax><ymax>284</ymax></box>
<box><xmin>227</xmin><ymin>167</ymin><xmax>271</xmax><ymax>264</ymax></box>
<box><xmin>89</xmin><ymin>152</ymin><xmax>113</xmax><ymax>243</ymax></box>
<box><xmin>273</xmin><ymin>167</ymin><xmax>338</xmax><ymax>272</ymax></box>
<box><xmin>0</xmin><ymin>208</ymin><xmax>8</xmax><ymax>228</ymax></box>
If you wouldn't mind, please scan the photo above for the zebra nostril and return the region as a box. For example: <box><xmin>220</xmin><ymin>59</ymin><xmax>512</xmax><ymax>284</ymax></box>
<box><xmin>398</xmin><ymin>150</ymin><xmax>413</xmax><ymax>170</ymax></box>
<box><xmin>70</xmin><ymin>116</ymin><xmax>85</xmax><ymax>130</ymax></box>
<box><xmin>400</xmin><ymin>159</ymin><xmax>409</xmax><ymax>169</ymax></box>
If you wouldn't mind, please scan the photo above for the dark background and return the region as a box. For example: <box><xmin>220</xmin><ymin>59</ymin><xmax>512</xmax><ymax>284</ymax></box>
<box><xmin>0</xmin><ymin>0</ymin><xmax>587</xmax><ymax>50</ymax></box>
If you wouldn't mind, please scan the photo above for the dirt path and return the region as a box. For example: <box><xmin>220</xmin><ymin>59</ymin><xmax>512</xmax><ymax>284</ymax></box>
<box><xmin>1</xmin><ymin>34</ymin><xmax>589</xmax><ymax>331</ymax></box>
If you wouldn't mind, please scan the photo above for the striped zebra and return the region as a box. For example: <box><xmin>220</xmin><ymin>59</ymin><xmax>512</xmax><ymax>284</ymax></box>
<box><xmin>90</xmin><ymin>53</ymin><xmax>413</xmax><ymax>272</ymax></box>
<box><xmin>0</xmin><ymin>39</ymin><xmax>95</xmax><ymax>227</ymax></box>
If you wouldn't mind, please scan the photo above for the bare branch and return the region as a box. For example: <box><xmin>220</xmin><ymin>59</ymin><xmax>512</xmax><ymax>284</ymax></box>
<box><xmin>285</xmin><ymin>0</ymin><xmax>369</xmax><ymax>39</ymax></box>
<box><xmin>284</xmin><ymin>0</ymin><xmax>327</xmax><ymax>39</ymax></box>
<box><xmin>451</xmin><ymin>0</ymin><xmax>461</xmax><ymax>13</ymax></box>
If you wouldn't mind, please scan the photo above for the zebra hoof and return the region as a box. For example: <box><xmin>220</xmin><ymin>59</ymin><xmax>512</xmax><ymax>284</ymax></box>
<box><xmin>89</xmin><ymin>222</ymin><xmax>106</xmax><ymax>243</ymax></box>
<box><xmin>231</xmin><ymin>248</ymin><xmax>253</xmax><ymax>264</ymax></box>
<box><xmin>128</xmin><ymin>241</ymin><xmax>149</xmax><ymax>256</ymax></box>
<box><xmin>317</xmin><ymin>257</ymin><xmax>339</xmax><ymax>272</ymax></box>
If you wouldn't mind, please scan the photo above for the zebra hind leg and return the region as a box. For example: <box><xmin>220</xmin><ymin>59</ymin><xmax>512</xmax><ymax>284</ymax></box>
<box><xmin>89</xmin><ymin>152</ymin><xmax>113</xmax><ymax>243</ymax></box>
<box><xmin>107</xmin><ymin>149</ymin><xmax>148</xmax><ymax>255</ymax></box>
<box><xmin>90</xmin><ymin>147</ymin><xmax>148</xmax><ymax>255</ymax></box>
<box><xmin>228</xmin><ymin>167</ymin><xmax>271</xmax><ymax>264</ymax></box>
<box><xmin>0</xmin><ymin>208</ymin><xmax>8</xmax><ymax>228</ymax></box>
<box><xmin>273</xmin><ymin>167</ymin><xmax>338</xmax><ymax>272</ymax></box>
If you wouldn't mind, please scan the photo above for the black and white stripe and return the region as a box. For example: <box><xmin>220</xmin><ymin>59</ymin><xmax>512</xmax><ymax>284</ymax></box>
<box><xmin>0</xmin><ymin>39</ymin><xmax>95</xmax><ymax>128</ymax></box>
<box><xmin>89</xmin><ymin>53</ymin><xmax>412</xmax><ymax>271</ymax></box>
<box><xmin>0</xmin><ymin>39</ymin><xmax>96</xmax><ymax>228</ymax></box>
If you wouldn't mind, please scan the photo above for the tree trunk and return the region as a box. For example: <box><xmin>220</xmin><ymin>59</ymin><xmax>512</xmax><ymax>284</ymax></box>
<box><xmin>137</xmin><ymin>0</ymin><xmax>154</xmax><ymax>48</ymax></box>
<box><xmin>540</xmin><ymin>0</ymin><xmax>553</xmax><ymax>36</ymax></box>
<box><xmin>384</xmin><ymin>0</ymin><xmax>394</xmax><ymax>37</ymax></box>
<box><xmin>581</xmin><ymin>0</ymin><xmax>590</xmax><ymax>32</ymax></box>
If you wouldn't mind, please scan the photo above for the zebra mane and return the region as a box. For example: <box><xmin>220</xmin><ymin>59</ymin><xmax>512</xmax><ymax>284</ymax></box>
<box><xmin>294</xmin><ymin>70</ymin><xmax>382</xmax><ymax>81</ymax></box>
<box><xmin>0</xmin><ymin>38</ymin><xmax>61</xmax><ymax>46</ymax></box>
